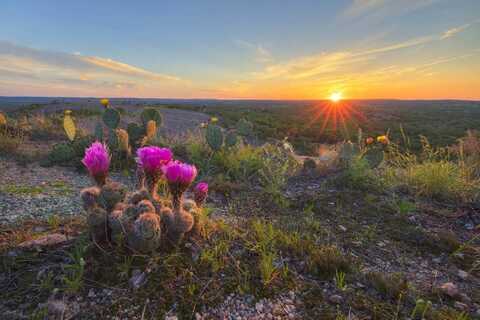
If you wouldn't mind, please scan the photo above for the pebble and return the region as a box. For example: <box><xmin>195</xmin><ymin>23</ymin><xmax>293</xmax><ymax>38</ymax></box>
<box><xmin>454</xmin><ymin>301</ymin><xmax>469</xmax><ymax>311</ymax></box>
<box><xmin>439</xmin><ymin>282</ymin><xmax>459</xmax><ymax>298</ymax></box>
<box><xmin>458</xmin><ymin>270</ymin><xmax>468</xmax><ymax>280</ymax></box>
<box><xmin>329</xmin><ymin>295</ymin><xmax>343</xmax><ymax>304</ymax></box>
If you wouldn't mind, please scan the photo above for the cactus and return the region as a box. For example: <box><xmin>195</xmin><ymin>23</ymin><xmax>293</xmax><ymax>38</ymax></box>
<box><xmin>63</xmin><ymin>110</ymin><xmax>76</xmax><ymax>141</ymax></box>
<box><xmin>141</xmin><ymin>108</ymin><xmax>162</xmax><ymax>127</ymax></box>
<box><xmin>128</xmin><ymin>212</ymin><xmax>161</xmax><ymax>253</ymax></box>
<box><xmin>206</xmin><ymin>124</ymin><xmax>224</xmax><ymax>151</ymax></box>
<box><xmin>103</xmin><ymin>108</ymin><xmax>120</xmax><ymax>130</ymax></box>
<box><xmin>339</xmin><ymin>141</ymin><xmax>359</xmax><ymax>165</ymax></box>
<box><xmin>94</xmin><ymin>122</ymin><xmax>104</xmax><ymax>141</ymax></box>
<box><xmin>225</xmin><ymin>131</ymin><xmax>238</xmax><ymax>148</ymax></box>
<box><xmin>80</xmin><ymin>142</ymin><xmax>207</xmax><ymax>254</ymax></box>
<box><xmin>127</xmin><ymin>123</ymin><xmax>145</xmax><ymax>147</ymax></box>
<box><xmin>145</xmin><ymin>120</ymin><xmax>157</xmax><ymax>140</ymax></box>
<box><xmin>0</xmin><ymin>112</ymin><xmax>6</xmax><ymax>126</ymax></box>
<box><xmin>237</xmin><ymin>118</ymin><xmax>253</xmax><ymax>137</ymax></box>
<box><xmin>364</xmin><ymin>148</ymin><xmax>384</xmax><ymax>168</ymax></box>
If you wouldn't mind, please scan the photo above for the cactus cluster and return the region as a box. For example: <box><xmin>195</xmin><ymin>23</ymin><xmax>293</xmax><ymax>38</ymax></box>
<box><xmin>96</xmin><ymin>99</ymin><xmax>163</xmax><ymax>156</ymax></box>
<box><xmin>204</xmin><ymin>118</ymin><xmax>254</xmax><ymax>152</ymax></box>
<box><xmin>80</xmin><ymin>142</ymin><xmax>208</xmax><ymax>253</ymax></box>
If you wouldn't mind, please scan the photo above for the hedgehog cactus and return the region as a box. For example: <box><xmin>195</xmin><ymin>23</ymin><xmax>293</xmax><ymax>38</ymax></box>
<box><xmin>80</xmin><ymin>142</ymin><xmax>205</xmax><ymax>253</ymax></box>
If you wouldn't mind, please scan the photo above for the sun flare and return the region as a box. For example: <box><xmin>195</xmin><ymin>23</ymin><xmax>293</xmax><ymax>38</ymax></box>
<box><xmin>329</xmin><ymin>92</ymin><xmax>343</xmax><ymax>102</ymax></box>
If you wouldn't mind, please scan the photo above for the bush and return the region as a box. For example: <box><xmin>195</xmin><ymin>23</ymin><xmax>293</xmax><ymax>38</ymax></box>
<box><xmin>0</xmin><ymin>125</ymin><xmax>24</xmax><ymax>155</ymax></box>
<box><xmin>44</xmin><ymin>136</ymin><xmax>94</xmax><ymax>167</ymax></box>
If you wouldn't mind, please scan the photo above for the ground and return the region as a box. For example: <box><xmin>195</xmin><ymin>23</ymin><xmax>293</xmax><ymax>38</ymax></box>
<box><xmin>0</xmin><ymin>103</ymin><xmax>479</xmax><ymax>319</ymax></box>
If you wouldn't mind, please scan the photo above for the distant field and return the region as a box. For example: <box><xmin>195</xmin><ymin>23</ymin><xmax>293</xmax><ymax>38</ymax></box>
<box><xmin>1</xmin><ymin>97</ymin><xmax>479</xmax><ymax>155</ymax></box>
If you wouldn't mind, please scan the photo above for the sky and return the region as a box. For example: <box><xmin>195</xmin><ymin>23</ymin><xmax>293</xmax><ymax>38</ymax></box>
<box><xmin>0</xmin><ymin>0</ymin><xmax>479</xmax><ymax>100</ymax></box>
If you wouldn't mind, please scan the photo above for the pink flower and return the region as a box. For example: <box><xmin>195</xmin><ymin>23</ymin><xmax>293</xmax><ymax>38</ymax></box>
<box><xmin>164</xmin><ymin>162</ymin><xmax>197</xmax><ymax>185</ymax></box>
<box><xmin>194</xmin><ymin>182</ymin><xmax>208</xmax><ymax>206</ymax></box>
<box><xmin>194</xmin><ymin>182</ymin><xmax>208</xmax><ymax>194</ymax></box>
<box><xmin>82</xmin><ymin>142</ymin><xmax>110</xmax><ymax>184</ymax></box>
<box><xmin>136</xmin><ymin>147</ymin><xmax>173</xmax><ymax>176</ymax></box>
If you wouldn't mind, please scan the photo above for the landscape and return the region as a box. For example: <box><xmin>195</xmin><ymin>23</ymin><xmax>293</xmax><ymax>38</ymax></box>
<box><xmin>1</xmin><ymin>1</ymin><xmax>480</xmax><ymax>320</ymax></box>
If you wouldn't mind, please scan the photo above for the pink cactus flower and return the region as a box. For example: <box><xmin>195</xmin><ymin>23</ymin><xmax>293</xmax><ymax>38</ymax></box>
<box><xmin>136</xmin><ymin>147</ymin><xmax>173</xmax><ymax>176</ymax></box>
<box><xmin>194</xmin><ymin>182</ymin><xmax>208</xmax><ymax>206</ymax></box>
<box><xmin>82</xmin><ymin>142</ymin><xmax>110</xmax><ymax>185</ymax></box>
<box><xmin>164</xmin><ymin>162</ymin><xmax>197</xmax><ymax>185</ymax></box>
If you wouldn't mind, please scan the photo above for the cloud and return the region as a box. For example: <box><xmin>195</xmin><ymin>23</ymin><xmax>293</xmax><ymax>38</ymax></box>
<box><xmin>441</xmin><ymin>23</ymin><xmax>473</xmax><ymax>39</ymax></box>
<box><xmin>342</xmin><ymin>0</ymin><xmax>439</xmax><ymax>20</ymax></box>
<box><xmin>235</xmin><ymin>40</ymin><xmax>273</xmax><ymax>63</ymax></box>
<box><xmin>0</xmin><ymin>41</ymin><xmax>188</xmax><ymax>97</ymax></box>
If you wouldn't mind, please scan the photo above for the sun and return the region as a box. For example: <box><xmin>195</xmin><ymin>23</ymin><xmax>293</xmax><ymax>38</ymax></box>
<box><xmin>329</xmin><ymin>92</ymin><xmax>343</xmax><ymax>102</ymax></box>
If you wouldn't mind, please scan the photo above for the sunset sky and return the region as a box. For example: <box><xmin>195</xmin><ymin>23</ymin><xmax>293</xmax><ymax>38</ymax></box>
<box><xmin>0</xmin><ymin>0</ymin><xmax>479</xmax><ymax>100</ymax></box>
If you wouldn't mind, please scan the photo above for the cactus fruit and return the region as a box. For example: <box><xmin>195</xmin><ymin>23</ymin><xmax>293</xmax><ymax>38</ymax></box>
<box><xmin>225</xmin><ymin>131</ymin><xmax>238</xmax><ymax>148</ymax></box>
<box><xmin>128</xmin><ymin>212</ymin><xmax>161</xmax><ymax>253</ymax></box>
<box><xmin>145</xmin><ymin>120</ymin><xmax>157</xmax><ymax>140</ymax></box>
<box><xmin>80</xmin><ymin>186</ymin><xmax>101</xmax><ymax>210</ymax></box>
<box><xmin>103</xmin><ymin>108</ymin><xmax>120</xmax><ymax>130</ymax></box>
<box><xmin>0</xmin><ymin>112</ymin><xmax>7</xmax><ymax>126</ymax></box>
<box><xmin>141</xmin><ymin>108</ymin><xmax>162</xmax><ymax>127</ymax></box>
<box><xmin>63</xmin><ymin>110</ymin><xmax>76</xmax><ymax>141</ymax></box>
<box><xmin>98</xmin><ymin>182</ymin><xmax>127</xmax><ymax>212</ymax></box>
<box><xmin>206</xmin><ymin>124</ymin><xmax>224</xmax><ymax>151</ymax></box>
<box><xmin>117</xmin><ymin>129</ymin><xmax>130</xmax><ymax>154</ymax></box>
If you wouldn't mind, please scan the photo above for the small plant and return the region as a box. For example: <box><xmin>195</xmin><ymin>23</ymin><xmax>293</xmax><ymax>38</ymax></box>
<box><xmin>334</xmin><ymin>269</ymin><xmax>347</xmax><ymax>291</ymax></box>
<box><xmin>63</xmin><ymin>240</ymin><xmax>88</xmax><ymax>293</ymax></box>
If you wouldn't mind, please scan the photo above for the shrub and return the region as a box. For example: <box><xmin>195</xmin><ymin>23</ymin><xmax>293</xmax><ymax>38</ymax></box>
<box><xmin>0</xmin><ymin>125</ymin><xmax>24</xmax><ymax>155</ymax></box>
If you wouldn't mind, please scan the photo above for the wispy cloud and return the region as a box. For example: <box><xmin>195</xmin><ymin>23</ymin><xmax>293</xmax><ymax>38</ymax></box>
<box><xmin>440</xmin><ymin>21</ymin><xmax>477</xmax><ymax>39</ymax></box>
<box><xmin>235</xmin><ymin>40</ymin><xmax>273</xmax><ymax>63</ymax></box>
<box><xmin>0</xmin><ymin>41</ymin><xmax>188</xmax><ymax>97</ymax></box>
<box><xmin>342</xmin><ymin>0</ymin><xmax>439</xmax><ymax>20</ymax></box>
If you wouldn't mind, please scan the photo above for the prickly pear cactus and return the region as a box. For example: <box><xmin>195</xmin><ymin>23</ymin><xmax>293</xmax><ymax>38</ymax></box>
<box><xmin>103</xmin><ymin>108</ymin><xmax>120</xmax><ymax>130</ymax></box>
<box><xmin>237</xmin><ymin>118</ymin><xmax>253</xmax><ymax>137</ymax></box>
<box><xmin>127</xmin><ymin>123</ymin><xmax>145</xmax><ymax>147</ymax></box>
<box><xmin>225</xmin><ymin>131</ymin><xmax>238</xmax><ymax>148</ymax></box>
<box><xmin>108</xmin><ymin>128</ymin><xmax>119</xmax><ymax>149</ymax></box>
<box><xmin>206</xmin><ymin>124</ymin><xmax>224</xmax><ymax>151</ymax></box>
<box><xmin>339</xmin><ymin>141</ymin><xmax>358</xmax><ymax>164</ymax></box>
<box><xmin>0</xmin><ymin>112</ymin><xmax>6</xmax><ymax>126</ymax></box>
<box><xmin>94</xmin><ymin>122</ymin><xmax>104</xmax><ymax>141</ymax></box>
<box><xmin>364</xmin><ymin>148</ymin><xmax>384</xmax><ymax>168</ymax></box>
<box><xmin>141</xmin><ymin>108</ymin><xmax>162</xmax><ymax>127</ymax></box>
<box><xmin>145</xmin><ymin>120</ymin><xmax>157</xmax><ymax>140</ymax></box>
<box><xmin>63</xmin><ymin>110</ymin><xmax>76</xmax><ymax>141</ymax></box>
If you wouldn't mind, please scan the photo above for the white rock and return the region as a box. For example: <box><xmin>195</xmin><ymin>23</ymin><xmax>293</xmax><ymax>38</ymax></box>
<box><xmin>439</xmin><ymin>282</ymin><xmax>459</xmax><ymax>297</ymax></box>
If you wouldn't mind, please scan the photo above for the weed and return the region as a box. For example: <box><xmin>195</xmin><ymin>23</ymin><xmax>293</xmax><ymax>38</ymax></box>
<box><xmin>62</xmin><ymin>239</ymin><xmax>88</xmax><ymax>293</ymax></box>
<box><xmin>367</xmin><ymin>272</ymin><xmax>409</xmax><ymax>300</ymax></box>
<box><xmin>308</xmin><ymin>246</ymin><xmax>352</xmax><ymax>279</ymax></box>
<box><xmin>334</xmin><ymin>269</ymin><xmax>347</xmax><ymax>291</ymax></box>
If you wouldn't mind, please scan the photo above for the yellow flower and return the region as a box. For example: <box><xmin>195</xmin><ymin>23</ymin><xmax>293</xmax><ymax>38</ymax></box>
<box><xmin>210</xmin><ymin>117</ymin><xmax>218</xmax><ymax>123</ymax></box>
<box><xmin>100</xmin><ymin>98</ymin><xmax>109</xmax><ymax>107</ymax></box>
<box><xmin>377</xmin><ymin>135</ymin><xmax>389</xmax><ymax>145</ymax></box>
<box><xmin>366</xmin><ymin>137</ymin><xmax>374</xmax><ymax>145</ymax></box>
